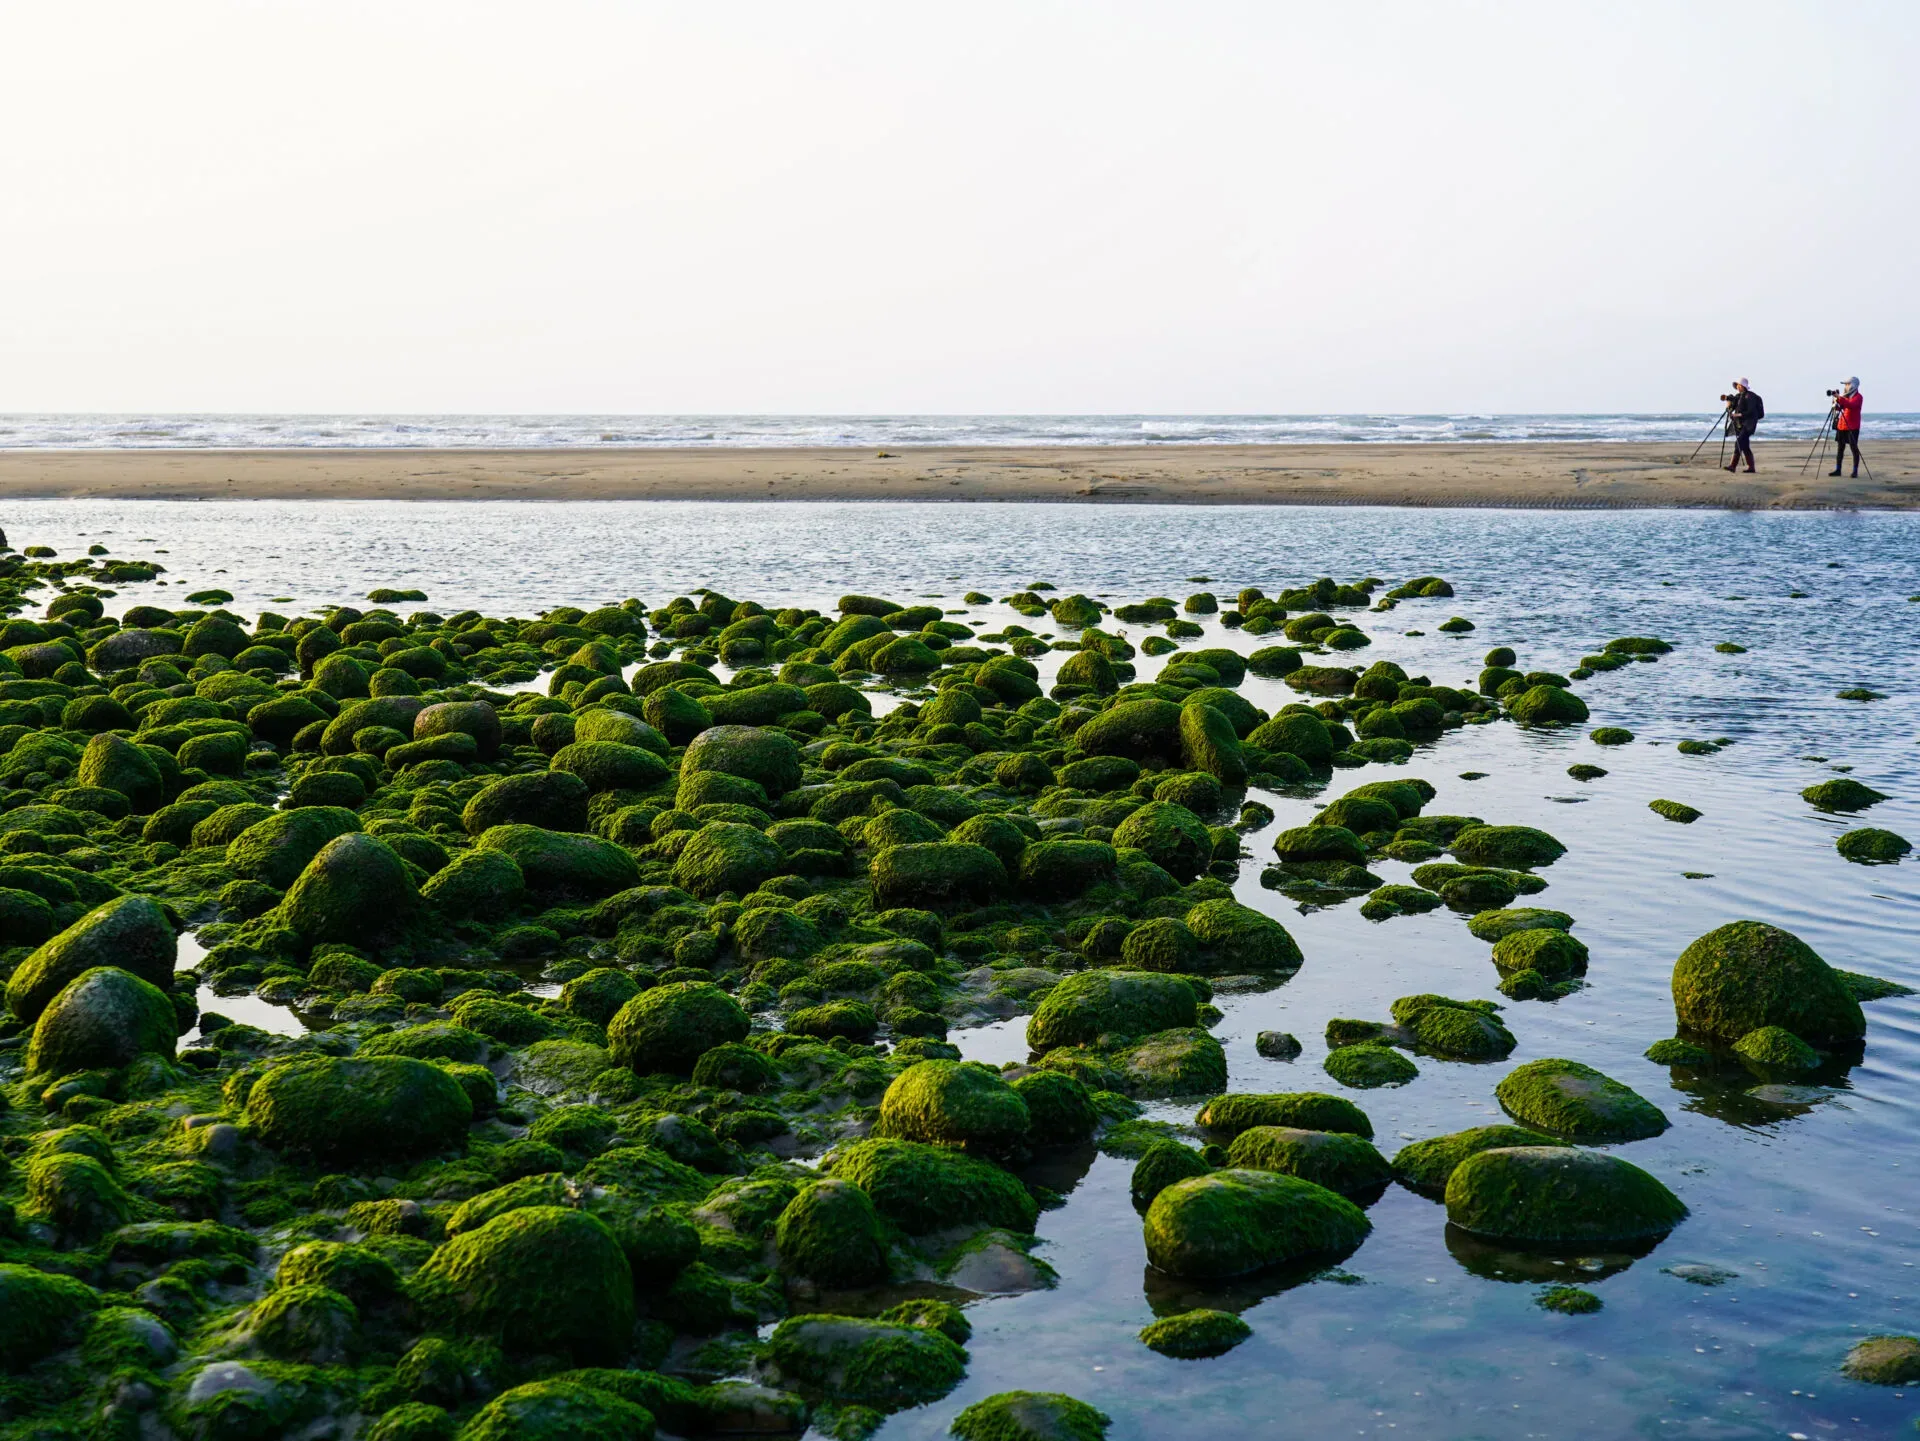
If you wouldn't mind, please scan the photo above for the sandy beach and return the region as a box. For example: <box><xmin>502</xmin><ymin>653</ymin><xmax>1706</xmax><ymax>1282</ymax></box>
<box><xmin>1</xmin><ymin>440</ymin><xmax>1915</xmax><ymax>508</ymax></box>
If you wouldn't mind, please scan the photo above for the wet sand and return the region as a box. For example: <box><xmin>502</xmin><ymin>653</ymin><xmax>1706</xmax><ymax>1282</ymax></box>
<box><xmin>1</xmin><ymin>441</ymin><xmax>1915</xmax><ymax>508</ymax></box>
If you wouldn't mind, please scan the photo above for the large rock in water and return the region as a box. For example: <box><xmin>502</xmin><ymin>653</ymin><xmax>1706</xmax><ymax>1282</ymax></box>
<box><xmin>75</xmin><ymin>733</ymin><xmax>164</xmax><ymax>813</ymax></box>
<box><xmin>410</xmin><ymin>1206</ymin><xmax>634</xmax><ymax>1363</ymax></box>
<box><xmin>1671</xmin><ymin>920</ymin><xmax>1865</xmax><ymax>1045</ymax></box>
<box><xmin>1495</xmin><ymin>1058</ymin><xmax>1668</xmax><ymax>1141</ymax></box>
<box><xmin>225</xmin><ymin>806</ymin><xmax>362</xmax><ymax>889</ymax></box>
<box><xmin>1026</xmin><ymin>970</ymin><xmax>1198</xmax><ymax>1053</ymax></box>
<box><xmin>244</xmin><ymin>1055</ymin><xmax>471</xmax><ymax>1162</ymax></box>
<box><xmin>1444</xmin><ymin>1146</ymin><xmax>1687</xmax><ymax>1245</ymax></box>
<box><xmin>6</xmin><ymin>895</ymin><xmax>176</xmax><ymax>1023</ymax></box>
<box><xmin>1143</xmin><ymin>1169</ymin><xmax>1370</xmax><ymax>1280</ymax></box>
<box><xmin>27</xmin><ymin>967</ymin><xmax>179</xmax><ymax>1076</ymax></box>
<box><xmin>278</xmin><ymin>833</ymin><xmax>420</xmax><ymax>946</ymax></box>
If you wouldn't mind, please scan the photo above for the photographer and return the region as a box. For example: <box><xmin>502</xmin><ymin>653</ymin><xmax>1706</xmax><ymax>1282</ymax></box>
<box><xmin>1830</xmin><ymin>377</ymin><xmax>1863</xmax><ymax>478</ymax></box>
<box><xmin>1724</xmin><ymin>378</ymin><xmax>1763</xmax><ymax>473</ymax></box>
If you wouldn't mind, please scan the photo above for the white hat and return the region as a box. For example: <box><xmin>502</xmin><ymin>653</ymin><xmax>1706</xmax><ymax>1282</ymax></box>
<box><xmin>1737</xmin><ymin>378</ymin><xmax>1749</xmax><ymax>388</ymax></box>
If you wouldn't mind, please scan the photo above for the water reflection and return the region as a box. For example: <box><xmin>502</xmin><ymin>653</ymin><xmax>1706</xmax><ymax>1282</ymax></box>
<box><xmin>1442</xmin><ymin>1224</ymin><xmax>1659</xmax><ymax>1285</ymax></box>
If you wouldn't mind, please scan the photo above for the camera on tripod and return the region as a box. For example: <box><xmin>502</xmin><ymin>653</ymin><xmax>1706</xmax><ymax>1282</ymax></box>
<box><xmin>1826</xmin><ymin>388</ymin><xmax>1841</xmax><ymax>398</ymax></box>
<box><xmin>1719</xmin><ymin>394</ymin><xmax>1738</xmax><ymax>404</ymax></box>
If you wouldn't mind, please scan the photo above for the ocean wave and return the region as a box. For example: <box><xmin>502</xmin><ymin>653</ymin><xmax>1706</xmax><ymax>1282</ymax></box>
<box><xmin>0</xmin><ymin>412</ymin><xmax>1915</xmax><ymax>449</ymax></box>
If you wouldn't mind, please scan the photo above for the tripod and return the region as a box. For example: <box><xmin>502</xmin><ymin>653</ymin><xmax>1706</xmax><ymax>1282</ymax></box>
<box><xmin>1687</xmin><ymin>404</ymin><xmax>1734</xmax><ymax>468</ymax></box>
<box><xmin>1800</xmin><ymin>403</ymin><xmax>1839</xmax><ymax>476</ymax></box>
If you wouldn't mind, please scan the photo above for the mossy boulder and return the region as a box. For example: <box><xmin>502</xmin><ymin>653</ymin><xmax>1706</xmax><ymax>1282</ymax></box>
<box><xmin>1138</xmin><ymin>1309</ymin><xmax>1251</xmax><ymax>1360</ymax></box>
<box><xmin>1451</xmin><ymin>825</ymin><xmax>1565</xmax><ymax>869</ymax></box>
<box><xmin>1111</xmin><ymin>801</ymin><xmax>1211</xmax><ymax>882</ymax></box>
<box><xmin>1732</xmin><ymin>1025</ymin><xmax>1819</xmax><ymax>1069</ymax></box>
<box><xmin>411</xmin><ymin>1207</ymin><xmax>634</xmax><ymax>1363</ymax></box>
<box><xmin>245</xmin><ymin>1055</ymin><xmax>472</xmax><ymax>1161</ymax></box>
<box><xmin>682</xmin><ymin>725</ymin><xmax>802</xmax><ymax>798</ymax></box>
<box><xmin>1395</xmin><ymin>996</ymin><xmax>1516</xmax><ymax>1059</ymax></box>
<box><xmin>228</xmin><ymin>806</ymin><xmax>363</xmax><ymax>889</ymax></box>
<box><xmin>951</xmin><ymin>1392</ymin><xmax>1110</xmax><ymax>1441</ymax></box>
<box><xmin>1027</xmin><ymin>969</ymin><xmax>1197</xmax><ymax>1052</ymax></box>
<box><xmin>1130</xmin><ymin>1140</ymin><xmax>1214</xmax><ymax>1211</ymax></box>
<box><xmin>1390</xmin><ymin>1124</ymin><xmax>1553</xmax><ymax>1195</ymax></box>
<box><xmin>1508</xmin><ymin>685</ymin><xmax>1589</xmax><ymax>726</ymax></box>
<box><xmin>1073</xmin><ymin>700</ymin><xmax>1183</xmax><ymax>766</ymax></box>
<box><xmin>1196</xmin><ymin>1091</ymin><xmax>1372</xmax><ymax>1140</ymax></box>
<box><xmin>455</xmin><ymin>1379</ymin><xmax>654</xmax><ymax>1440</ymax></box>
<box><xmin>1495</xmin><ymin>1058</ymin><xmax>1669</xmax><ymax>1140</ymax></box>
<box><xmin>7</xmin><ymin>894</ymin><xmax>175</xmax><ymax>1022</ymax></box>
<box><xmin>1802</xmin><ymin>778</ymin><xmax>1888</xmax><ymax>813</ymax></box>
<box><xmin>552</xmin><ymin>741</ymin><xmax>672</xmax><ymax>795</ymax></box>
<box><xmin>1226</xmin><ymin>1126</ymin><xmax>1390</xmax><ymax>1196</ymax></box>
<box><xmin>1838</xmin><ymin>828</ymin><xmax>1911</xmax><ymax>864</ymax></box>
<box><xmin>1445</xmin><ymin>1146</ymin><xmax>1686</xmax><ymax>1245</ymax></box>
<box><xmin>870</xmin><ymin>842</ymin><xmax>1007</xmax><ymax>910</ymax></box>
<box><xmin>1491</xmin><ymin>927</ymin><xmax>1589</xmax><ymax>979</ymax></box>
<box><xmin>1120</xmin><ymin>917</ymin><xmax>1199</xmax><ymax>972</ymax></box>
<box><xmin>279</xmin><ymin>833</ymin><xmax>421</xmax><ymax>946</ymax></box>
<box><xmin>764</xmin><ymin>1314</ymin><xmax>965</xmax><ymax>1411</ymax></box>
<box><xmin>1323</xmin><ymin>1044</ymin><xmax>1417</xmax><ymax>1088</ymax></box>
<box><xmin>1017</xmin><ymin>838</ymin><xmax>1118</xmax><ymax>899</ymax></box>
<box><xmin>1272</xmin><ymin>825</ymin><xmax>1366</xmax><ymax>866</ymax></box>
<box><xmin>607</xmin><ymin>982</ymin><xmax>750</xmax><ymax>1075</ymax></box>
<box><xmin>1184</xmin><ymin>897</ymin><xmax>1302</xmax><ymax>971</ymax></box>
<box><xmin>670</xmin><ymin>822</ymin><xmax>785</xmax><ymax>899</ymax></box>
<box><xmin>875</xmin><ymin>1060</ymin><xmax>1030</xmax><ymax>1152</ymax></box>
<box><xmin>461</xmin><ymin>771</ymin><xmax>591</xmax><ymax>836</ymax></box>
<box><xmin>421</xmin><ymin>849</ymin><xmax>526</xmax><ymax>920</ymax></box>
<box><xmin>1143</xmin><ymin>1169</ymin><xmax>1370</xmax><ymax>1280</ymax></box>
<box><xmin>1670</xmin><ymin>920</ymin><xmax>1864</xmax><ymax>1045</ymax></box>
<box><xmin>1467</xmin><ymin>908</ymin><xmax>1574</xmax><ymax>942</ymax></box>
<box><xmin>413</xmin><ymin>700</ymin><xmax>503</xmax><ymax>759</ymax></box>
<box><xmin>824</xmin><ymin>1138</ymin><xmax>1038</xmax><ymax>1234</ymax></box>
<box><xmin>1842</xmin><ymin>1335</ymin><xmax>1920</xmax><ymax>1386</ymax></box>
<box><xmin>0</xmin><ymin>1263</ymin><xmax>100</xmax><ymax>1368</ymax></box>
<box><xmin>27</xmin><ymin>966</ymin><xmax>178</xmax><ymax>1076</ymax></box>
<box><xmin>773</xmin><ymin>1178</ymin><xmax>889</xmax><ymax>1287</ymax></box>
<box><xmin>75</xmin><ymin>732</ymin><xmax>165</xmax><ymax>812</ymax></box>
<box><xmin>476</xmin><ymin>825</ymin><xmax>639</xmax><ymax>899</ymax></box>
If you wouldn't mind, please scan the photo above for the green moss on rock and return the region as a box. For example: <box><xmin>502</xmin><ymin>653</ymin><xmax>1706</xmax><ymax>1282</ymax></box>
<box><xmin>1445</xmin><ymin>1146</ymin><xmax>1686</xmax><ymax>1245</ymax></box>
<box><xmin>1671</xmin><ymin>920</ymin><xmax>1864</xmax><ymax>1045</ymax></box>
<box><xmin>607</xmin><ymin>982</ymin><xmax>750</xmax><ymax>1075</ymax></box>
<box><xmin>1143</xmin><ymin>1168</ymin><xmax>1370</xmax><ymax>1280</ymax></box>
<box><xmin>246</xmin><ymin>1055</ymin><xmax>472</xmax><ymax>1161</ymax></box>
<box><xmin>1495</xmin><ymin>1058</ymin><xmax>1668</xmax><ymax>1140</ymax></box>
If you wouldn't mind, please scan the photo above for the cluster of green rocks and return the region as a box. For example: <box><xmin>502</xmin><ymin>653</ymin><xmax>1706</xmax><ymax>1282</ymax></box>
<box><xmin>0</xmin><ymin>539</ymin><xmax>1906</xmax><ymax>1430</ymax></box>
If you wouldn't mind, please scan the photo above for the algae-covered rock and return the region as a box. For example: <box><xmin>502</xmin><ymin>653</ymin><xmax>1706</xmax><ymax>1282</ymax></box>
<box><xmin>227</xmin><ymin>806</ymin><xmax>363</xmax><ymax>889</ymax></box>
<box><xmin>1272</xmin><ymin>824</ymin><xmax>1366</xmax><ymax>866</ymax></box>
<box><xmin>0</xmin><ymin>1263</ymin><xmax>100</xmax><ymax>1368</ymax></box>
<box><xmin>1670</xmin><ymin>920</ymin><xmax>1864</xmax><ymax>1045</ymax></box>
<box><xmin>476</xmin><ymin>825</ymin><xmax>639</xmax><ymax>899</ymax></box>
<box><xmin>1390</xmin><ymin>1124</ymin><xmax>1553</xmax><ymax>1195</ymax></box>
<box><xmin>27</xmin><ymin>965</ymin><xmax>178</xmax><ymax>1076</ymax></box>
<box><xmin>870</xmin><ymin>842</ymin><xmax>1008</xmax><ymax>910</ymax></box>
<box><xmin>1143</xmin><ymin>1169</ymin><xmax>1369</xmax><ymax>1280</ymax></box>
<box><xmin>1467</xmin><ymin>908</ymin><xmax>1574</xmax><ymax>942</ymax></box>
<box><xmin>1196</xmin><ymin>1092</ymin><xmax>1372</xmax><ymax>1140</ymax></box>
<box><xmin>456</xmin><ymin>1380</ymin><xmax>654</xmax><ymax>1440</ymax></box>
<box><xmin>411</xmin><ymin>1206</ymin><xmax>634</xmax><ymax>1363</ymax></box>
<box><xmin>7</xmin><ymin>893</ymin><xmax>176</xmax><ymax>1023</ymax></box>
<box><xmin>1137</xmin><ymin>1309</ymin><xmax>1251</xmax><ymax>1360</ymax></box>
<box><xmin>765</xmin><ymin>1313</ymin><xmax>965</xmax><ymax>1411</ymax></box>
<box><xmin>1027</xmin><ymin>969</ymin><xmax>1197</xmax><ymax>1052</ymax></box>
<box><xmin>1802</xmin><ymin>778</ymin><xmax>1888</xmax><ymax>813</ymax></box>
<box><xmin>670</xmin><ymin>821</ymin><xmax>784</xmax><ymax>898</ymax></box>
<box><xmin>682</xmin><ymin>725</ymin><xmax>802</xmax><ymax>798</ymax></box>
<box><xmin>875</xmin><ymin>1060</ymin><xmax>1030</xmax><ymax>1152</ymax></box>
<box><xmin>1508</xmin><ymin>685</ymin><xmax>1588</xmax><ymax>726</ymax></box>
<box><xmin>421</xmin><ymin>849</ymin><xmax>526</xmax><ymax>920</ymax></box>
<box><xmin>1838</xmin><ymin>827</ymin><xmax>1910</xmax><ymax>864</ymax></box>
<box><xmin>1184</xmin><ymin>897</ymin><xmax>1302</xmax><ymax>971</ymax></box>
<box><xmin>462</xmin><ymin>770</ymin><xmax>591</xmax><ymax>836</ymax></box>
<box><xmin>1732</xmin><ymin>1025</ymin><xmax>1819</xmax><ymax>1070</ymax></box>
<box><xmin>607</xmin><ymin>982</ymin><xmax>750</xmax><ymax>1075</ymax></box>
<box><xmin>1491</xmin><ymin>927</ymin><xmax>1589</xmax><ymax>979</ymax></box>
<box><xmin>1842</xmin><ymin>1335</ymin><xmax>1920</xmax><ymax>1386</ymax></box>
<box><xmin>279</xmin><ymin>832</ymin><xmax>421</xmax><ymax>946</ymax></box>
<box><xmin>773</xmin><ymin>1178</ymin><xmax>889</xmax><ymax>1288</ymax></box>
<box><xmin>1129</xmin><ymin>1140</ymin><xmax>1213</xmax><ymax>1212</ymax></box>
<box><xmin>1226</xmin><ymin>1126</ymin><xmax>1390</xmax><ymax>1196</ymax></box>
<box><xmin>951</xmin><ymin>1392</ymin><xmax>1110</xmax><ymax>1441</ymax></box>
<box><xmin>1323</xmin><ymin>1044</ymin><xmax>1416</xmax><ymax>1089</ymax></box>
<box><xmin>1444</xmin><ymin>1146</ymin><xmax>1686</xmax><ymax>1245</ymax></box>
<box><xmin>246</xmin><ymin>1055</ymin><xmax>472</xmax><ymax>1161</ymax></box>
<box><xmin>1112</xmin><ymin>801</ymin><xmax>1210</xmax><ymax>882</ymax></box>
<box><xmin>1451</xmin><ymin>825</ymin><xmax>1565</xmax><ymax>869</ymax></box>
<box><xmin>1017</xmin><ymin>839</ymin><xmax>1118</xmax><ymax>899</ymax></box>
<box><xmin>1495</xmin><ymin>1058</ymin><xmax>1668</xmax><ymax>1140</ymax></box>
<box><xmin>1009</xmin><ymin>1069</ymin><xmax>1097</xmax><ymax>1147</ymax></box>
<box><xmin>1074</xmin><ymin>700</ymin><xmax>1183</xmax><ymax>766</ymax></box>
<box><xmin>1394</xmin><ymin>995</ymin><xmax>1516</xmax><ymax>1060</ymax></box>
<box><xmin>826</xmin><ymin>1137</ymin><xmax>1037</xmax><ymax>1234</ymax></box>
<box><xmin>76</xmin><ymin>732</ymin><xmax>165</xmax><ymax>812</ymax></box>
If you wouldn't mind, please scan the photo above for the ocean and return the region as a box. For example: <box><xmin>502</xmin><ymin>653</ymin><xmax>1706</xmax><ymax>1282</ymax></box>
<box><xmin>1</xmin><ymin>412</ymin><xmax>1914</xmax><ymax>449</ymax></box>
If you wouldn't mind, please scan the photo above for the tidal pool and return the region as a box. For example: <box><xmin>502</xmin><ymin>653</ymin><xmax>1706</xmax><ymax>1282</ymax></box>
<box><xmin>8</xmin><ymin>499</ymin><xmax>1918</xmax><ymax>1438</ymax></box>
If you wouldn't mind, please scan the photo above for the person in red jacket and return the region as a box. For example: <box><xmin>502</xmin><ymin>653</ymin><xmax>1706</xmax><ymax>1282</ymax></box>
<box><xmin>1830</xmin><ymin>377</ymin><xmax>1863</xmax><ymax>478</ymax></box>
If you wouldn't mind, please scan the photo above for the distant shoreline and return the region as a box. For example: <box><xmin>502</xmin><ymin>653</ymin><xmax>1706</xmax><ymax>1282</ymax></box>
<box><xmin>1</xmin><ymin>441</ymin><xmax>1915</xmax><ymax>508</ymax></box>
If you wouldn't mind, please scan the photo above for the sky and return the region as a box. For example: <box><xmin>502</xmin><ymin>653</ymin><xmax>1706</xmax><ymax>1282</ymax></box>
<box><xmin>1</xmin><ymin>1</ymin><xmax>1913</xmax><ymax>415</ymax></box>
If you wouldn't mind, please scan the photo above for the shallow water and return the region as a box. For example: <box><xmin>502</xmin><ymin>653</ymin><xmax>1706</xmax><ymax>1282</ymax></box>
<box><xmin>13</xmin><ymin>500</ymin><xmax>1920</xmax><ymax>1438</ymax></box>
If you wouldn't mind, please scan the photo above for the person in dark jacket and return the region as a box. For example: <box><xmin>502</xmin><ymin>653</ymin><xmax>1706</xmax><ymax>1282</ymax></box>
<box><xmin>1830</xmin><ymin>377</ymin><xmax>1863</xmax><ymax>478</ymax></box>
<box><xmin>1725</xmin><ymin>378</ymin><xmax>1762</xmax><ymax>473</ymax></box>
